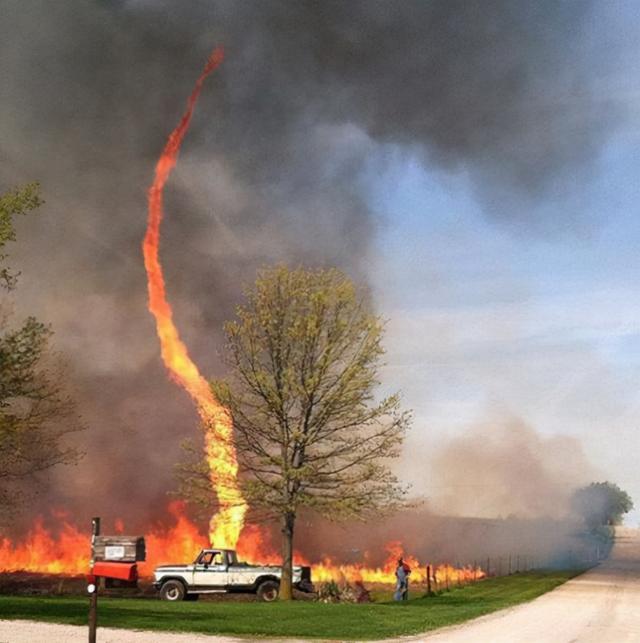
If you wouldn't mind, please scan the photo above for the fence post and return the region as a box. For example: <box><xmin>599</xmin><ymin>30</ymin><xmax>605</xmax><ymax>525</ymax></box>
<box><xmin>427</xmin><ymin>565</ymin><xmax>432</xmax><ymax>595</ymax></box>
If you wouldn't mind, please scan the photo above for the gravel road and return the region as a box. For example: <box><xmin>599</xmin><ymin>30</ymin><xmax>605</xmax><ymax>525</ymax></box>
<box><xmin>415</xmin><ymin>527</ymin><xmax>640</xmax><ymax>643</ymax></box>
<box><xmin>1</xmin><ymin>528</ymin><xmax>638</xmax><ymax>642</ymax></box>
<box><xmin>0</xmin><ymin>621</ymin><xmax>247</xmax><ymax>643</ymax></box>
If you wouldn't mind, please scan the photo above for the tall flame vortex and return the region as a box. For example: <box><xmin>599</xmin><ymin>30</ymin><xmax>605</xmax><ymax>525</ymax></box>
<box><xmin>142</xmin><ymin>47</ymin><xmax>247</xmax><ymax>548</ymax></box>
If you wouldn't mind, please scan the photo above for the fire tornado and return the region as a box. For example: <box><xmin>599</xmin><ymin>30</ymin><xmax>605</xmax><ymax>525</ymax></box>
<box><xmin>142</xmin><ymin>47</ymin><xmax>247</xmax><ymax>548</ymax></box>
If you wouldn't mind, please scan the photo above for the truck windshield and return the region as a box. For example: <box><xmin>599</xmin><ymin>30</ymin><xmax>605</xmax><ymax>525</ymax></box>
<box><xmin>227</xmin><ymin>551</ymin><xmax>238</xmax><ymax>565</ymax></box>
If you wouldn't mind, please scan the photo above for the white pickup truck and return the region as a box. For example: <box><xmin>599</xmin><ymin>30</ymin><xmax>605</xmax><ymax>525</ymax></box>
<box><xmin>153</xmin><ymin>548</ymin><xmax>314</xmax><ymax>602</ymax></box>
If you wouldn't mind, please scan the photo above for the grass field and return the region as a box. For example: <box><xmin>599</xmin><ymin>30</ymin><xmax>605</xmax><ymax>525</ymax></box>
<box><xmin>0</xmin><ymin>570</ymin><xmax>582</xmax><ymax>640</ymax></box>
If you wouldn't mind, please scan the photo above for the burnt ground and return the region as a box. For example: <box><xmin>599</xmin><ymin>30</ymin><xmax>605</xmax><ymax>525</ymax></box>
<box><xmin>0</xmin><ymin>572</ymin><xmax>154</xmax><ymax>598</ymax></box>
<box><xmin>0</xmin><ymin>573</ymin><xmax>318</xmax><ymax>601</ymax></box>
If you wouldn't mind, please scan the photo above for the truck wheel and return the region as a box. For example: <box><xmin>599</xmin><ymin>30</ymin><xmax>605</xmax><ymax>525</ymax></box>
<box><xmin>257</xmin><ymin>580</ymin><xmax>280</xmax><ymax>602</ymax></box>
<box><xmin>160</xmin><ymin>580</ymin><xmax>186</xmax><ymax>601</ymax></box>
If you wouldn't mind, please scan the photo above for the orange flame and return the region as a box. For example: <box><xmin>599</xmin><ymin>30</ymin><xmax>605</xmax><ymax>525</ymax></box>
<box><xmin>142</xmin><ymin>46</ymin><xmax>247</xmax><ymax>549</ymax></box>
<box><xmin>0</xmin><ymin>505</ymin><xmax>484</xmax><ymax>587</ymax></box>
<box><xmin>0</xmin><ymin>518</ymin><xmax>88</xmax><ymax>575</ymax></box>
<box><xmin>306</xmin><ymin>539</ymin><xmax>485</xmax><ymax>586</ymax></box>
<box><xmin>0</xmin><ymin>502</ymin><xmax>206</xmax><ymax>575</ymax></box>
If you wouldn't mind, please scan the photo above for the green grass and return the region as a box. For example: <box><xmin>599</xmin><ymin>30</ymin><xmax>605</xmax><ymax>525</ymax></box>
<box><xmin>0</xmin><ymin>570</ymin><xmax>583</xmax><ymax>640</ymax></box>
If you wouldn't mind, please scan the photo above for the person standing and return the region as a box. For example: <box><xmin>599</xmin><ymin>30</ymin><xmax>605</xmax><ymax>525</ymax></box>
<box><xmin>394</xmin><ymin>557</ymin><xmax>411</xmax><ymax>601</ymax></box>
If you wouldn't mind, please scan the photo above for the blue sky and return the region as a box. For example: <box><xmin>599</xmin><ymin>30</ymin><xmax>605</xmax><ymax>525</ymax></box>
<box><xmin>364</xmin><ymin>123</ymin><xmax>640</xmax><ymax>522</ymax></box>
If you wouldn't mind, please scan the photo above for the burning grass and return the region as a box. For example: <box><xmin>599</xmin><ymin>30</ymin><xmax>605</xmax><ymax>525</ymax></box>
<box><xmin>0</xmin><ymin>503</ymin><xmax>484</xmax><ymax>587</ymax></box>
<box><xmin>0</xmin><ymin>570</ymin><xmax>584</xmax><ymax>640</ymax></box>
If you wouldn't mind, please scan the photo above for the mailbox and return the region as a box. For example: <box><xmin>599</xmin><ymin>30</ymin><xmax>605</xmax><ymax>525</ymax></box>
<box><xmin>92</xmin><ymin>561</ymin><xmax>138</xmax><ymax>582</ymax></box>
<box><xmin>90</xmin><ymin>534</ymin><xmax>145</xmax><ymax>590</ymax></box>
<box><xmin>88</xmin><ymin>519</ymin><xmax>144</xmax><ymax>641</ymax></box>
<box><xmin>92</xmin><ymin>536</ymin><xmax>146</xmax><ymax>562</ymax></box>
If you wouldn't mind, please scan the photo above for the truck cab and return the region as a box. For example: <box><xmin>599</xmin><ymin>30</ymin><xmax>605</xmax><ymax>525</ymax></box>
<box><xmin>191</xmin><ymin>549</ymin><xmax>233</xmax><ymax>588</ymax></box>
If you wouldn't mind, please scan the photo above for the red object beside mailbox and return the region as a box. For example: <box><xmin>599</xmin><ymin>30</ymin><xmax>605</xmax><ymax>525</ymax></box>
<box><xmin>92</xmin><ymin>561</ymin><xmax>138</xmax><ymax>582</ymax></box>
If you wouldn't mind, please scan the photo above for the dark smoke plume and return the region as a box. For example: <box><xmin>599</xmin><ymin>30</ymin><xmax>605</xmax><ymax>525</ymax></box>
<box><xmin>0</xmin><ymin>1</ymin><xmax>620</xmax><ymax>531</ymax></box>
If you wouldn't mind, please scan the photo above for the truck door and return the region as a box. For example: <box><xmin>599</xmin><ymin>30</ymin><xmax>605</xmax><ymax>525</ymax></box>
<box><xmin>192</xmin><ymin>550</ymin><xmax>228</xmax><ymax>588</ymax></box>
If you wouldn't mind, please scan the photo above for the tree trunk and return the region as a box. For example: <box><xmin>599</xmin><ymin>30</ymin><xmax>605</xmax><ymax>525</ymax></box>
<box><xmin>279</xmin><ymin>511</ymin><xmax>295</xmax><ymax>600</ymax></box>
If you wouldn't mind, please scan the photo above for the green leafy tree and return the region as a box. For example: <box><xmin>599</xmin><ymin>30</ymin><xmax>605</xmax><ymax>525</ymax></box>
<box><xmin>571</xmin><ymin>481</ymin><xmax>633</xmax><ymax>529</ymax></box>
<box><xmin>179</xmin><ymin>266</ymin><xmax>410</xmax><ymax>599</ymax></box>
<box><xmin>0</xmin><ymin>184</ymin><xmax>83</xmax><ymax>516</ymax></box>
<box><xmin>0</xmin><ymin>183</ymin><xmax>42</xmax><ymax>290</ymax></box>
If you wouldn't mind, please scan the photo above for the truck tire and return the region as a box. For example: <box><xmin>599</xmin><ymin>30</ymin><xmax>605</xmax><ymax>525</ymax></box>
<box><xmin>160</xmin><ymin>579</ymin><xmax>186</xmax><ymax>601</ymax></box>
<box><xmin>257</xmin><ymin>580</ymin><xmax>279</xmax><ymax>602</ymax></box>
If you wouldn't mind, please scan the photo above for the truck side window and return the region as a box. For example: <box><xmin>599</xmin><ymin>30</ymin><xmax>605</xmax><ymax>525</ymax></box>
<box><xmin>198</xmin><ymin>551</ymin><xmax>214</xmax><ymax>565</ymax></box>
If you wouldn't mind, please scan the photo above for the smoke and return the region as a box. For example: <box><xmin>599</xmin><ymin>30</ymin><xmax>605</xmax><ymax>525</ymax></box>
<box><xmin>288</xmin><ymin>416</ymin><xmax>600</xmax><ymax>568</ymax></box>
<box><xmin>295</xmin><ymin>414</ymin><xmax>602</xmax><ymax>565</ymax></box>
<box><xmin>427</xmin><ymin>417</ymin><xmax>599</xmax><ymax>520</ymax></box>
<box><xmin>294</xmin><ymin>507</ymin><xmax>588</xmax><ymax>571</ymax></box>
<box><xmin>0</xmin><ymin>1</ymin><xmax>622</xmax><ymax>529</ymax></box>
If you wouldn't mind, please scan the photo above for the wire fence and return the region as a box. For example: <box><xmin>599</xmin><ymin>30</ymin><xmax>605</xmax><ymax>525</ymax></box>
<box><xmin>421</xmin><ymin>544</ymin><xmax>605</xmax><ymax>594</ymax></box>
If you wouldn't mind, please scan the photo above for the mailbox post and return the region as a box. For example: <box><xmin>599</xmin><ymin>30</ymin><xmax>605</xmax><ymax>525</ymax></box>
<box><xmin>88</xmin><ymin>517</ymin><xmax>100</xmax><ymax>643</ymax></box>
<box><xmin>87</xmin><ymin>517</ymin><xmax>145</xmax><ymax>642</ymax></box>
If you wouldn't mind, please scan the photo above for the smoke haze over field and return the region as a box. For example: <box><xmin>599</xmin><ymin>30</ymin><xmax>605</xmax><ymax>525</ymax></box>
<box><xmin>295</xmin><ymin>509</ymin><xmax>590</xmax><ymax>571</ymax></box>
<box><xmin>428</xmin><ymin>418</ymin><xmax>598</xmax><ymax>519</ymax></box>
<box><xmin>0</xmin><ymin>1</ymin><xmax>632</xmax><ymax>532</ymax></box>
